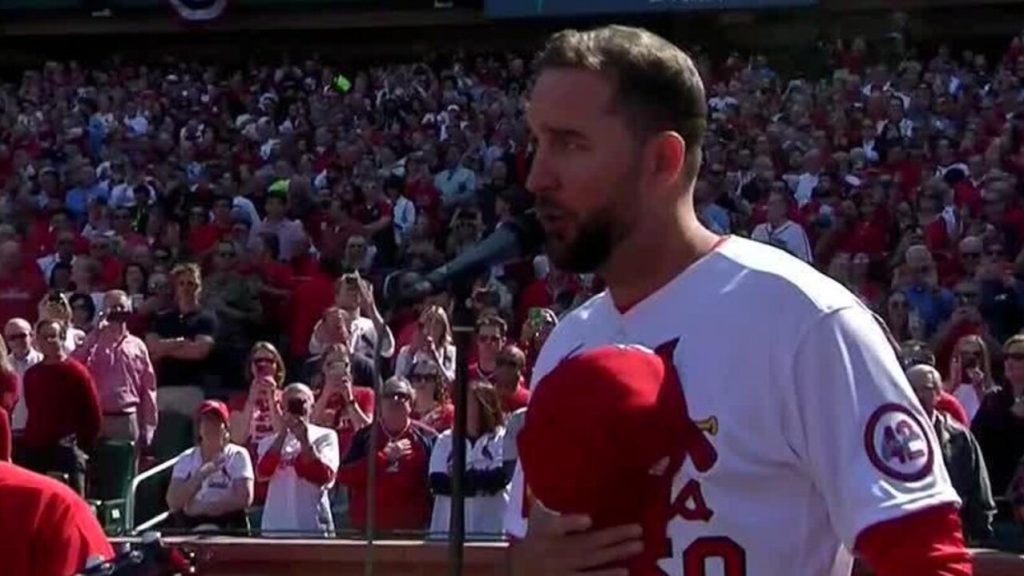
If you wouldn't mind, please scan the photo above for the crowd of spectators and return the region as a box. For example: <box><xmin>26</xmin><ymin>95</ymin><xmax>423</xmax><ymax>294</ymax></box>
<box><xmin>1</xmin><ymin>20</ymin><xmax>1024</xmax><ymax>547</ymax></box>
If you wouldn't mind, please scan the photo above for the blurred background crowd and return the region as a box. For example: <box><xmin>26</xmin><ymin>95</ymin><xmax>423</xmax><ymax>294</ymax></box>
<box><xmin>0</xmin><ymin>0</ymin><xmax>1023</xmax><ymax>554</ymax></box>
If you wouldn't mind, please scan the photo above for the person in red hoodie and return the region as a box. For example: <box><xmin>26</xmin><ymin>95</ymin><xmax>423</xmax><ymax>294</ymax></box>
<box><xmin>0</xmin><ymin>460</ymin><xmax>114</xmax><ymax>576</ymax></box>
<box><xmin>338</xmin><ymin>377</ymin><xmax>436</xmax><ymax>533</ymax></box>
<box><xmin>19</xmin><ymin>318</ymin><xmax>102</xmax><ymax>496</ymax></box>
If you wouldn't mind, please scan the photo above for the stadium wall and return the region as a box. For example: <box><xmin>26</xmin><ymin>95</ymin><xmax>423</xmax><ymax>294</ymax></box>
<box><xmin>115</xmin><ymin>538</ymin><xmax>1024</xmax><ymax>576</ymax></box>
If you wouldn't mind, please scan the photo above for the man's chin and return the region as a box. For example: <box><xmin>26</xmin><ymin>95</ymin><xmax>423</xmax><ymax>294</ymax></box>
<box><xmin>544</xmin><ymin>239</ymin><xmax>601</xmax><ymax>274</ymax></box>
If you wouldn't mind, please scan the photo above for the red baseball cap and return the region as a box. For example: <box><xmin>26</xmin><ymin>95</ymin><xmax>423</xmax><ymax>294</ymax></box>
<box><xmin>197</xmin><ymin>400</ymin><xmax>230</xmax><ymax>425</ymax></box>
<box><xmin>518</xmin><ymin>343</ymin><xmax>710</xmax><ymax>531</ymax></box>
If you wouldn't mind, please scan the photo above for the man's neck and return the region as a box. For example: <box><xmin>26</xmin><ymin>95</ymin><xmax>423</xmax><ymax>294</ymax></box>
<box><xmin>478</xmin><ymin>356</ymin><xmax>496</xmax><ymax>371</ymax></box>
<box><xmin>1011</xmin><ymin>380</ymin><xmax>1024</xmax><ymax>397</ymax></box>
<box><xmin>13</xmin><ymin>349</ymin><xmax>32</xmax><ymax>360</ymax></box>
<box><xmin>768</xmin><ymin>217</ymin><xmax>786</xmax><ymax>228</ymax></box>
<box><xmin>383</xmin><ymin>418</ymin><xmax>409</xmax><ymax>436</ymax></box>
<box><xmin>602</xmin><ymin>204</ymin><xmax>721</xmax><ymax>312</ymax></box>
<box><xmin>178</xmin><ymin>299</ymin><xmax>200</xmax><ymax>313</ymax></box>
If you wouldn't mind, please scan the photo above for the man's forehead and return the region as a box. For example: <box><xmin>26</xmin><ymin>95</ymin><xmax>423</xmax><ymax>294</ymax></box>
<box><xmin>526</xmin><ymin>68</ymin><xmax>617</xmax><ymax>130</ymax></box>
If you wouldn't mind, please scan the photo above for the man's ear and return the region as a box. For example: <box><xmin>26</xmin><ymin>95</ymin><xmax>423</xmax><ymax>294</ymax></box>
<box><xmin>646</xmin><ymin>131</ymin><xmax>687</xmax><ymax>190</ymax></box>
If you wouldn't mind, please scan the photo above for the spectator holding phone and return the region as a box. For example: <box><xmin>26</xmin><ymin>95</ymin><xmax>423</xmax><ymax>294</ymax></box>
<box><xmin>73</xmin><ymin>290</ymin><xmax>158</xmax><ymax>450</ymax></box>
<box><xmin>256</xmin><ymin>383</ymin><xmax>340</xmax><ymax>537</ymax></box>
<box><xmin>393</xmin><ymin>305</ymin><xmax>456</xmax><ymax>383</ymax></box>
<box><xmin>946</xmin><ymin>334</ymin><xmax>996</xmax><ymax>422</ymax></box>
<box><xmin>974</xmin><ymin>335</ymin><xmax>1024</xmax><ymax>503</ymax></box>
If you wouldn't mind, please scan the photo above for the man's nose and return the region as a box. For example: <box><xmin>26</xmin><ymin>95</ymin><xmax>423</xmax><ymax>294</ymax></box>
<box><xmin>525</xmin><ymin>152</ymin><xmax>557</xmax><ymax>200</ymax></box>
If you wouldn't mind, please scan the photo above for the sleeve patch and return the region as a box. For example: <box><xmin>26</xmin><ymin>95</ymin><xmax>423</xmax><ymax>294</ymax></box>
<box><xmin>863</xmin><ymin>403</ymin><xmax>934</xmax><ymax>483</ymax></box>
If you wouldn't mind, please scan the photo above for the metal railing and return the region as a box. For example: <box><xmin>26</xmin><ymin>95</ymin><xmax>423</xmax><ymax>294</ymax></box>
<box><xmin>125</xmin><ymin>454</ymin><xmax>181</xmax><ymax>536</ymax></box>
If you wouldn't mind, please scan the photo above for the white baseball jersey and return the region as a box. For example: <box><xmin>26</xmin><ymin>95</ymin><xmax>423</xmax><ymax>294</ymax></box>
<box><xmin>505</xmin><ymin>236</ymin><xmax>959</xmax><ymax>576</ymax></box>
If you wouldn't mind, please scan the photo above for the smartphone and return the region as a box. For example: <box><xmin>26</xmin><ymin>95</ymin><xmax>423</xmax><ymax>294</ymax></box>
<box><xmin>286</xmin><ymin>397</ymin><xmax>307</xmax><ymax>416</ymax></box>
<box><xmin>105</xmin><ymin>310</ymin><xmax>132</xmax><ymax>323</ymax></box>
<box><xmin>527</xmin><ymin>307</ymin><xmax>546</xmax><ymax>331</ymax></box>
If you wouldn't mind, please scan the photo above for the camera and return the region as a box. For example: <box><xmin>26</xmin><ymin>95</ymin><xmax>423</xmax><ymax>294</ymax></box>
<box><xmin>286</xmin><ymin>397</ymin><xmax>307</xmax><ymax>416</ymax></box>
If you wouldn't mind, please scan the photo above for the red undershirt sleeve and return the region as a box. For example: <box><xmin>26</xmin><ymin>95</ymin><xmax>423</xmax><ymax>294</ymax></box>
<box><xmin>256</xmin><ymin>449</ymin><xmax>282</xmax><ymax>479</ymax></box>
<box><xmin>854</xmin><ymin>503</ymin><xmax>972</xmax><ymax>576</ymax></box>
<box><xmin>294</xmin><ymin>450</ymin><xmax>335</xmax><ymax>486</ymax></box>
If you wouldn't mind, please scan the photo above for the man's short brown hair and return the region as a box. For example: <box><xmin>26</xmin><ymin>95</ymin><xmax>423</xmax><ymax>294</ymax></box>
<box><xmin>536</xmin><ymin>25</ymin><xmax>708</xmax><ymax>185</ymax></box>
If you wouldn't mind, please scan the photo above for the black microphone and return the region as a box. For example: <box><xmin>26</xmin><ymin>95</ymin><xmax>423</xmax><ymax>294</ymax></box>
<box><xmin>385</xmin><ymin>210</ymin><xmax>544</xmax><ymax>304</ymax></box>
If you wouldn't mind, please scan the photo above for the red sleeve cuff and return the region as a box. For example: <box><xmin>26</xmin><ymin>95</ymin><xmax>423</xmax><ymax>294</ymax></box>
<box><xmin>294</xmin><ymin>450</ymin><xmax>335</xmax><ymax>486</ymax></box>
<box><xmin>854</xmin><ymin>504</ymin><xmax>972</xmax><ymax>576</ymax></box>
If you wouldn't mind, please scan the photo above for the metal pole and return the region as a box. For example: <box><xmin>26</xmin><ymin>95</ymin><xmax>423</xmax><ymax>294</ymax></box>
<box><xmin>363</xmin><ymin>325</ymin><xmax>387</xmax><ymax>576</ymax></box>
<box><xmin>448</xmin><ymin>281</ymin><xmax>474</xmax><ymax>576</ymax></box>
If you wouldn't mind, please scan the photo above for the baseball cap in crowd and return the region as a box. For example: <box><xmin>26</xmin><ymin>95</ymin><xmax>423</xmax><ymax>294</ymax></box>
<box><xmin>267</xmin><ymin>178</ymin><xmax>289</xmax><ymax>199</ymax></box>
<box><xmin>197</xmin><ymin>400</ymin><xmax>230</xmax><ymax>425</ymax></box>
<box><xmin>518</xmin><ymin>344</ymin><xmax>715</xmax><ymax>536</ymax></box>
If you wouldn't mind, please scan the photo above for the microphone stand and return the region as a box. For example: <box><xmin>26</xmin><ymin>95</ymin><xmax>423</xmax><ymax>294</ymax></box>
<box><xmin>447</xmin><ymin>275</ymin><xmax>472</xmax><ymax>576</ymax></box>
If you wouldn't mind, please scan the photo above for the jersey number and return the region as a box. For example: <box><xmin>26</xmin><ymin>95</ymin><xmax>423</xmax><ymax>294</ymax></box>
<box><xmin>683</xmin><ymin>536</ymin><xmax>747</xmax><ymax>576</ymax></box>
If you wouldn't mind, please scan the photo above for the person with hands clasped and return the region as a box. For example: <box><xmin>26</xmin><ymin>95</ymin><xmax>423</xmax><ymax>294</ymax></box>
<box><xmin>256</xmin><ymin>382</ymin><xmax>341</xmax><ymax>537</ymax></box>
<box><xmin>338</xmin><ymin>377</ymin><xmax>436</xmax><ymax>533</ymax></box>
<box><xmin>166</xmin><ymin>400</ymin><xmax>254</xmax><ymax>532</ymax></box>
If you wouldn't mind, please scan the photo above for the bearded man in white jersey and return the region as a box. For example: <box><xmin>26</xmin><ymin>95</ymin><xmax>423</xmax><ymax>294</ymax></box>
<box><xmin>508</xmin><ymin>25</ymin><xmax>971</xmax><ymax>576</ymax></box>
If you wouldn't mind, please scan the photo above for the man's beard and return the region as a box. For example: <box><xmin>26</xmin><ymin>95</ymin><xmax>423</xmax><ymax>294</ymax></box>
<box><xmin>543</xmin><ymin>202</ymin><xmax>620</xmax><ymax>274</ymax></box>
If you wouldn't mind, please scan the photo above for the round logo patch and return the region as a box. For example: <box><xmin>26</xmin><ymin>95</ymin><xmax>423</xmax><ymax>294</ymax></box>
<box><xmin>863</xmin><ymin>403</ymin><xmax>934</xmax><ymax>482</ymax></box>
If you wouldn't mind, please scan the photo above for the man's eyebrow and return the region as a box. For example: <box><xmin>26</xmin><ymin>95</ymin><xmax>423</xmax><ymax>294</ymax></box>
<box><xmin>533</xmin><ymin>125</ymin><xmax>589</xmax><ymax>141</ymax></box>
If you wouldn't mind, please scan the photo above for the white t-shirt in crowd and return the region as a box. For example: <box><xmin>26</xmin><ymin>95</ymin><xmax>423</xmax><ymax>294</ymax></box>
<box><xmin>171</xmin><ymin>444</ymin><xmax>254</xmax><ymax>507</ymax></box>
<box><xmin>751</xmin><ymin>220</ymin><xmax>813</xmax><ymax>263</ymax></box>
<box><xmin>505</xmin><ymin>236</ymin><xmax>958</xmax><ymax>576</ymax></box>
<box><xmin>429</xmin><ymin>428</ymin><xmax>508</xmax><ymax>538</ymax></box>
<box><xmin>502</xmin><ymin>408</ymin><xmax>526</xmax><ymax>463</ymax></box>
<box><xmin>257</xmin><ymin>423</ymin><xmax>340</xmax><ymax>537</ymax></box>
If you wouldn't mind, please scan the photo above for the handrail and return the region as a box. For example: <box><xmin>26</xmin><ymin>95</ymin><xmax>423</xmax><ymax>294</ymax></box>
<box><xmin>125</xmin><ymin>455</ymin><xmax>181</xmax><ymax>534</ymax></box>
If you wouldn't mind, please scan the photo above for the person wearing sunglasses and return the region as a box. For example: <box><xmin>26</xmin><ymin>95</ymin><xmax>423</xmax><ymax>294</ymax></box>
<box><xmin>408</xmin><ymin>358</ymin><xmax>454</xmax><ymax>434</ymax></box>
<box><xmin>946</xmin><ymin>334</ymin><xmax>995</xmax><ymax>422</ymax></box>
<box><xmin>973</xmin><ymin>334</ymin><xmax>1024</xmax><ymax>508</ymax></box>
<box><xmin>338</xmin><ymin>377</ymin><xmax>436</xmax><ymax>533</ymax></box>
<box><xmin>3</xmin><ymin>318</ymin><xmax>41</xmax><ymax>434</ymax></box>
<box><xmin>228</xmin><ymin>342</ymin><xmax>286</xmax><ymax>507</ymax></box>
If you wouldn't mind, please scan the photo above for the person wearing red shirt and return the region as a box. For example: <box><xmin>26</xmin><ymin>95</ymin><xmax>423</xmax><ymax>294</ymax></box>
<box><xmin>408</xmin><ymin>358</ymin><xmax>455</xmax><ymax>434</ymax></box>
<box><xmin>19</xmin><ymin>318</ymin><xmax>102</xmax><ymax>495</ymax></box>
<box><xmin>0</xmin><ymin>240</ymin><xmax>47</xmax><ymax>327</ymax></box>
<box><xmin>468</xmin><ymin>315</ymin><xmax>507</xmax><ymax>385</ymax></box>
<box><xmin>287</xmin><ymin>261</ymin><xmax>337</xmax><ymax>362</ymax></box>
<box><xmin>0</xmin><ymin>460</ymin><xmax>114</xmax><ymax>576</ymax></box>
<box><xmin>310</xmin><ymin>344</ymin><xmax>374</xmax><ymax>458</ymax></box>
<box><xmin>250</xmin><ymin>233</ymin><xmax>295</xmax><ymax>329</ymax></box>
<box><xmin>187</xmin><ymin>195</ymin><xmax>234</xmax><ymax>259</ymax></box>
<box><xmin>494</xmin><ymin>344</ymin><xmax>530</xmax><ymax>414</ymax></box>
<box><xmin>338</xmin><ymin>377</ymin><xmax>436</xmax><ymax>532</ymax></box>
<box><xmin>516</xmin><ymin>266</ymin><xmax>578</xmax><ymax>330</ymax></box>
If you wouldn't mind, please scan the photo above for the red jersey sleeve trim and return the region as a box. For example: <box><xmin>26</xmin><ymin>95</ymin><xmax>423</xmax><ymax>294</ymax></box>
<box><xmin>294</xmin><ymin>450</ymin><xmax>335</xmax><ymax>486</ymax></box>
<box><xmin>256</xmin><ymin>450</ymin><xmax>282</xmax><ymax>479</ymax></box>
<box><xmin>854</xmin><ymin>503</ymin><xmax>972</xmax><ymax>576</ymax></box>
